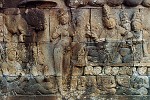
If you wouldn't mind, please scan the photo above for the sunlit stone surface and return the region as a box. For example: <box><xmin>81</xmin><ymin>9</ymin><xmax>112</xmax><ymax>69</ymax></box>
<box><xmin>0</xmin><ymin>0</ymin><xmax>150</xmax><ymax>100</ymax></box>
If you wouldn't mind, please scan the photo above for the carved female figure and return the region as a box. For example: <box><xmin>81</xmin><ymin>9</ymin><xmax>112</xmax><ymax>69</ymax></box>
<box><xmin>51</xmin><ymin>9</ymin><xmax>72</xmax><ymax>76</ymax></box>
<box><xmin>51</xmin><ymin>9</ymin><xmax>72</xmax><ymax>94</ymax></box>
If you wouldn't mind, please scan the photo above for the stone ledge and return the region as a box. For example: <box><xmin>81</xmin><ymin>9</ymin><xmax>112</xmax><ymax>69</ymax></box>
<box><xmin>80</xmin><ymin>95</ymin><xmax>150</xmax><ymax>100</ymax></box>
<box><xmin>0</xmin><ymin>95</ymin><xmax>60</xmax><ymax>100</ymax></box>
<box><xmin>1</xmin><ymin>95</ymin><xmax>150</xmax><ymax>100</ymax></box>
<box><xmin>88</xmin><ymin>62</ymin><xmax>150</xmax><ymax>67</ymax></box>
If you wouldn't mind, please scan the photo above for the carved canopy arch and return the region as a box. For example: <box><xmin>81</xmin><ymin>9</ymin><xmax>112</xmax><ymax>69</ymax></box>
<box><xmin>18</xmin><ymin>0</ymin><xmax>66</xmax><ymax>8</ymax></box>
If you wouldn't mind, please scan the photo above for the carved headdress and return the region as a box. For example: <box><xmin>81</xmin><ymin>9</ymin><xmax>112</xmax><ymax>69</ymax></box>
<box><xmin>6</xmin><ymin>47</ymin><xmax>18</xmax><ymax>61</ymax></box>
<box><xmin>102</xmin><ymin>4</ymin><xmax>111</xmax><ymax>16</ymax></box>
<box><xmin>119</xmin><ymin>10</ymin><xmax>131</xmax><ymax>31</ymax></box>
<box><xmin>102</xmin><ymin>4</ymin><xmax>116</xmax><ymax>29</ymax></box>
<box><xmin>131</xmin><ymin>10</ymin><xmax>143</xmax><ymax>31</ymax></box>
<box><xmin>131</xmin><ymin>10</ymin><xmax>142</xmax><ymax>23</ymax></box>
<box><xmin>7</xmin><ymin>47</ymin><xmax>17</xmax><ymax>55</ymax></box>
<box><xmin>58</xmin><ymin>8</ymin><xmax>68</xmax><ymax>17</ymax></box>
<box><xmin>57</xmin><ymin>8</ymin><xmax>70</xmax><ymax>24</ymax></box>
<box><xmin>120</xmin><ymin>10</ymin><xmax>130</xmax><ymax>24</ymax></box>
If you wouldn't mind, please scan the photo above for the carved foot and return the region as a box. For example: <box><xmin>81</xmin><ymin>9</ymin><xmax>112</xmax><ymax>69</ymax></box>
<box><xmin>141</xmin><ymin>56</ymin><xmax>150</xmax><ymax>63</ymax></box>
<box><xmin>143</xmin><ymin>53</ymin><xmax>150</xmax><ymax>57</ymax></box>
<box><xmin>19</xmin><ymin>35</ymin><xmax>24</xmax><ymax>42</ymax></box>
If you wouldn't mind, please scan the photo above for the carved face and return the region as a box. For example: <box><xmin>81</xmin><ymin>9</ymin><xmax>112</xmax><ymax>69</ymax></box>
<box><xmin>59</xmin><ymin>13</ymin><xmax>69</xmax><ymax>25</ymax></box>
<box><xmin>103</xmin><ymin>4</ymin><xmax>110</xmax><ymax>15</ymax></box>
<box><xmin>137</xmin><ymin>67</ymin><xmax>147</xmax><ymax>75</ymax></box>
<box><xmin>37</xmin><ymin>50</ymin><xmax>45</xmax><ymax>65</ymax></box>
<box><xmin>132</xmin><ymin>21</ymin><xmax>142</xmax><ymax>31</ymax></box>
<box><xmin>8</xmin><ymin>50</ymin><xmax>17</xmax><ymax>61</ymax></box>
<box><xmin>122</xmin><ymin>23</ymin><xmax>131</xmax><ymax>31</ymax></box>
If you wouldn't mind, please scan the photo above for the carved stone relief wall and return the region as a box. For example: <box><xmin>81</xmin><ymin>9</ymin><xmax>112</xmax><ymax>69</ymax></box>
<box><xmin>1</xmin><ymin>0</ymin><xmax>150</xmax><ymax>100</ymax></box>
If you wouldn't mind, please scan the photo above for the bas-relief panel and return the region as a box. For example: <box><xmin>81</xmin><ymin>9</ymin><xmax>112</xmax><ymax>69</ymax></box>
<box><xmin>1</xmin><ymin>0</ymin><xmax>150</xmax><ymax>100</ymax></box>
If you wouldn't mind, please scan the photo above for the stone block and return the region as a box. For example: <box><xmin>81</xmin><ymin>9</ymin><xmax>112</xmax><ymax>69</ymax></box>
<box><xmin>86</xmin><ymin>76</ymin><xmax>97</xmax><ymax>87</ymax></box>
<box><xmin>7</xmin><ymin>96</ymin><xmax>59</xmax><ymax>100</ymax></box>
<box><xmin>131</xmin><ymin>75</ymin><xmax>149</xmax><ymax>89</ymax></box>
<box><xmin>112</xmin><ymin>67</ymin><xmax>119</xmax><ymax>75</ymax></box>
<box><xmin>93</xmin><ymin>66</ymin><xmax>102</xmax><ymax>75</ymax></box>
<box><xmin>84</xmin><ymin>66</ymin><xmax>94</xmax><ymax>75</ymax></box>
<box><xmin>70</xmin><ymin>76</ymin><xmax>78</xmax><ymax>91</ymax></box>
<box><xmin>85</xmin><ymin>76</ymin><xmax>97</xmax><ymax>94</ymax></box>
<box><xmin>137</xmin><ymin>66</ymin><xmax>147</xmax><ymax>75</ymax></box>
<box><xmin>72</xmin><ymin>67</ymin><xmax>83</xmax><ymax>76</ymax></box>
<box><xmin>148</xmin><ymin>68</ymin><xmax>150</xmax><ymax>76</ymax></box>
<box><xmin>77</xmin><ymin>76</ymin><xmax>87</xmax><ymax>91</ymax></box>
<box><xmin>119</xmin><ymin>66</ymin><xmax>132</xmax><ymax>75</ymax></box>
<box><xmin>116</xmin><ymin>75</ymin><xmax>131</xmax><ymax>88</ymax></box>
<box><xmin>97</xmin><ymin>75</ymin><xmax>116</xmax><ymax>89</ymax></box>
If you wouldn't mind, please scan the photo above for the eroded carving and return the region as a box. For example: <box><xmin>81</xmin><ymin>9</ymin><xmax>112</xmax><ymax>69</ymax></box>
<box><xmin>0</xmin><ymin>0</ymin><xmax>150</xmax><ymax>98</ymax></box>
<box><xmin>102</xmin><ymin>4</ymin><xmax>116</xmax><ymax>29</ymax></box>
<box><xmin>131</xmin><ymin>10</ymin><xmax>150</xmax><ymax>61</ymax></box>
<box><xmin>4</xmin><ymin>8</ymin><xmax>28</xmax><ymax>43</ymax></box>
<box><xmin>1</xmin><ymin>48</ymin><xmax>25</xmax><ymax>95</ymax></box>
<box><xmin>51</xmin><ymin>8</ymin><xmax>72</xmax><ymax>95</ymax></box>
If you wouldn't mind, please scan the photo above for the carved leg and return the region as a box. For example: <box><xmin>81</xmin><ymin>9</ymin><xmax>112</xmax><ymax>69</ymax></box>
<box><xmin>57</xmin><ymin>77</ymin><xmax>64</xmax><ymax>95</ymax></box>
<box><xmin>15</xmin><ymin>87</ymin><xmax>25</xmax><ymax>94</ymax></box>
<box><xmin>32</xmin><ymin>84</ymin><xmax>52</xmax><ymax>94</ymax></box>
<box><xmin>1</xmin><ymin>63</ymin><xmax>9</xmax><ymax>76</ymax></box>
<box><xmin>63</xmin><ymin>50</ymin><xmax>71</xmax><ymax>76</ymax></box>
<box><xmin>54</xmin><ymin>46</ymin><xmax>63</xmax><ymax>76</ymax></box>
<box><xmin>19</xmin><ymin>34</ymin><xmax>24</xmax><ymax>42</ymax></box>
<box><xmin>54</xmin><ymin>45</ymin><xmax>64</xmax><ymax>95</ymax></box>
